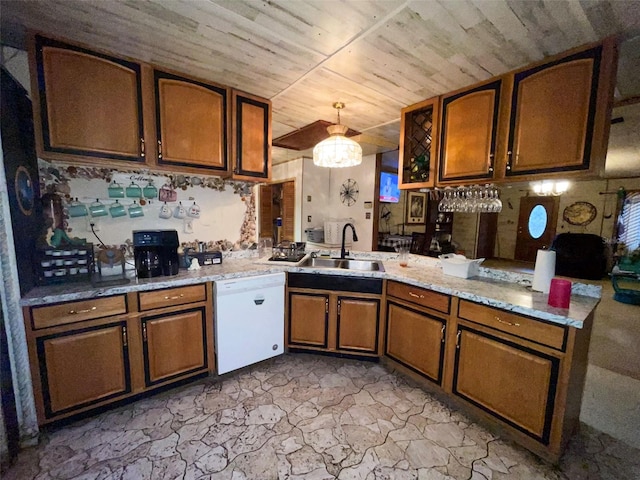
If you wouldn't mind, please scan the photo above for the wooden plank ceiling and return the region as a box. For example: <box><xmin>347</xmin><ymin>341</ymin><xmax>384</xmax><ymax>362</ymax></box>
<box><xmin>2</xmin><ymin>0</ymin><xmax>639</xmax><ymax>165</ymax></box>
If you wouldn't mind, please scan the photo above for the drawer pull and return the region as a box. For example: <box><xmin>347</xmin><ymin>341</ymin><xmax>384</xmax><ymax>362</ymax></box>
<box><xmin>408</xmin><ymin>291</ymin><xmax>424</xmax><ymax>299</ymax></box>
<box><xmin>164</xmin><ymin>294</ymin><xmax>185</xmax><ymax>300</ymax></box>
<box><xmin>495</xmin><ymin>316</ymin><xmax>520</xmax><ymax>327</ymax></box>
<box><xmin>68</xmin><ymin>306</ymin><xmax>97</xmax><ymax>315</ymax></box>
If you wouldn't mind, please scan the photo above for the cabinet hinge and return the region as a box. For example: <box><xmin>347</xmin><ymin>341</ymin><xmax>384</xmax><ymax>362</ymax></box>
<box><xmin>122</xmin><ymin>326</ymin><xmax>128</xmax><ymax>347</ymax></box>
<box><xmin>142</xmin><ymin>323</ymin><xmax>147</xmax><ymax>342</ymax></box>
<box><xmin>456</xmin><ymin>330</ymin><xmax>461</xmax><ymax>349</ymax></box>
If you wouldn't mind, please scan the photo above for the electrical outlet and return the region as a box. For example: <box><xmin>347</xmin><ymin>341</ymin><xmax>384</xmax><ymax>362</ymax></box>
<box><xmin>307</xmin><ymin>215</ymin><xmax>312</xmax><ymax>223</ymax></box>
<box><xmin>307</xmin><ymin>195</ymin><xmax>312</xmax><ymax>202</ymax></box>
<box><xmin>365</xmin><ymin>212</ymin><xmax>371</xmax><ymax>220</ymax></box>
<box><xmin>88</xmin><ymin>220</ymin><xmax>100</xmax><ymax>232</ymax></box>
<box><xmin>184</xmin><ymin>218</ymin><xmax>194</xmax><ymax>233</ymax></box>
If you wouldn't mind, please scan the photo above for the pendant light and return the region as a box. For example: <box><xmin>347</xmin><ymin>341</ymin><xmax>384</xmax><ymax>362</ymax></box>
<box><xmin>313</xmin><ymin>102</ymin><xmax>362</xmax><ymax>168</ymax></box>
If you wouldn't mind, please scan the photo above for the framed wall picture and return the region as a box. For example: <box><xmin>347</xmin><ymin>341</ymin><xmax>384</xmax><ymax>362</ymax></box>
<box><xmin>407</xmin><ymin>191</ymin><xmax>427</xmax><ymax>224</ymax></box>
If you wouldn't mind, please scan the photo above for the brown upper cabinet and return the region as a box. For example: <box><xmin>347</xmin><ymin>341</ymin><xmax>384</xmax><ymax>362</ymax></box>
<box><xmin>401</xmin><ymin>39</ymin><xmax>617</xmax><ymax>187</ymax></box>
<box><xmin>154</xmin><ymin>70</ymin><xmax>229</xmax><ymax>173</ymax></box>
<box><xmin>500</xmin><ymin>40</ymin><xmax>617</xmax><ymax>179</ymax></box>
<box><xmin>438</xmin><ymin>80</ymin><xmax>502</xmax><ymax>184</ymax></box>
<box><xmin>398</xmin><ymin>97</ymin><xmax>439</xmax><ymax>189</ymax></box>
<box><xmin>29</xmin><ymin>34</ymin><xmax>272</xmax><ymax>181</ymax></box>
<box><xmin>231</xmin><ymin>90</ymin><xmax>272</xmax><ymax>181</ymax></box>
<box><xmin>31</xmin><ymin>35</ymin><xmax>145</xmax><ymax>165</ymax></box>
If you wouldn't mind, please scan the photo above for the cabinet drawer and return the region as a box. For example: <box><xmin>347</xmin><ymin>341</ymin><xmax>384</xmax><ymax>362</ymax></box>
<box><xmin>458</xmin><ymin>300</ymin><xmax>566</xmax><ymax>350</ymax></box>
<box><xmin>138</xmin><ymin>284</ymin><xmax>207</xmax><ymax>311</ymax></box>
<box><xmin>387</xmin><ymin>281</ymin><xmax>450</xmax><ymax>314</ymax></box>
<box><xmin>31</xmin><ymin>296</ymin><xmax>128</xmax><ymax>329</ymax></box>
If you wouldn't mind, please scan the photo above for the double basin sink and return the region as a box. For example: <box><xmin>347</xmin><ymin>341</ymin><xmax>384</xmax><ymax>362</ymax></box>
<box><xmin>299</xmin><ymin>257</ymin><xmax>385</xmax><ymax>272</ymax></box>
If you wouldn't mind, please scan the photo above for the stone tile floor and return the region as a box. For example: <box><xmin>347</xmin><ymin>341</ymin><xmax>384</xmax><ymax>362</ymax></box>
<box><xmin>4</xmin><ymin>354</ymin><xmax>639</xmax><ymax>479</ymax></box>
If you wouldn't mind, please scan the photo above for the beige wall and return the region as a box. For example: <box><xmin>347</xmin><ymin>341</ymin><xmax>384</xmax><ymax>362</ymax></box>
<box><xmin>482</xmin><ymin>177</ymin><xmax>640</xmax><ymax>260</ymax></box>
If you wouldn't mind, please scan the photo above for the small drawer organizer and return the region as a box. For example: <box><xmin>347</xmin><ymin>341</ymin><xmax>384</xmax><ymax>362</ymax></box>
<box><xmin>35</xmin><ymin>244</ymin><xmax>94</xmax><ymax>286</ymax></box>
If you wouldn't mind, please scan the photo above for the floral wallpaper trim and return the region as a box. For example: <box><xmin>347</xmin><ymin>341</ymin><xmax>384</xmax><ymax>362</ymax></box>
<box><xmin>38</xmin><ymin>160</ymin><xmax>257</xmax><ymax>253</ymax></box>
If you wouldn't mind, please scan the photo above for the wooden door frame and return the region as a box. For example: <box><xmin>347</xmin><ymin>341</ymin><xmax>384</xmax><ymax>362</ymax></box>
<box><xmin>372</xmin><ymin>154</ymin><xmax>383</xmax><ymax>251</ymax></box>
<box><xmin>258</xmin><ymin>178</ymin><xmax>297</xmax><ymax>242</ymax></box>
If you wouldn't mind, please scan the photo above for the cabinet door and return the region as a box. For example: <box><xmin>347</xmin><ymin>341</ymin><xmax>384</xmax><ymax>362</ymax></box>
<box><xmin>231</xmin><ymin>90</ymin><xmax>271</xmax><ymax>181</ymax></box>
<box><xmin>386</xmin><ymin>302</ymin><xmax>445</xmax><ymax>383</ymax></box>
<box><xmin>506</xmin><ymin>46</ymin><xmax>601</xmax><ymax>176</ymax></box>
<box><xmin>336</xmin><ymin>296</ymin><xmax>380</xmax><ymax>354</ymax></box>
<box><xmin>398</xmin><ymin>97</ymin><xmax>438</xmax><ymax>189</ymax></box>
<box><xmin>453</xmin><ymin>327</ymin><xmax>559</xmax><ymax>443</ymax></box>
<box><xmin>155</xmin><ymin>70</ymin><xmax>229</xmax><ymax>172</ymax></box>
<box><xmin>33</xmin><ymin>35</ymin><xmax>144</xmax><ymax>163</ymax></box>
<box><xmin>439</xmin><ymin>80</ymin><xmax>501</xmax><ymax>183</ymax></box>
<box><xmin>142</xmin><ymin>308</ymin><xmax>207</xmax><ymax>386</ymax></box>
<box><xmin>36</xmin><ymin>322</ymin><xmax>130</xmax><ymax>418</ymax></box>
<box><xmin>288</xmin><ymin>292</ymin><xmax>328</xmax><ymax>348</ymax></box>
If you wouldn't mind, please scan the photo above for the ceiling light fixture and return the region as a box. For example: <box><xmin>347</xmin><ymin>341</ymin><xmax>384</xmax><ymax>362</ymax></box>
<box><xmin>313</xmin><ymin>102</ymin><xmax>362</xmax><ymax>168</ymax></box>
<box><xmin>531</xmin><ymin>180</ymin><xmax>570</xmax><ymax>196</ymax></box>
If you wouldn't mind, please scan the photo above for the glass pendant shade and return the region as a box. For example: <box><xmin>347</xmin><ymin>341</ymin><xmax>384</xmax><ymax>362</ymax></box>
<box><xmin>313</xmin><ymin>124</ymin><xmax>362</xmax><ymax>168</ymax></box>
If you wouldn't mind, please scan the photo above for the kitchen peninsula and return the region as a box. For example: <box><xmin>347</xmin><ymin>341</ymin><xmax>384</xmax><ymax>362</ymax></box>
<box><xmin>20</xmin><ymin>252</ymin><xmax>600</xmax><ymax>462</ymax></box>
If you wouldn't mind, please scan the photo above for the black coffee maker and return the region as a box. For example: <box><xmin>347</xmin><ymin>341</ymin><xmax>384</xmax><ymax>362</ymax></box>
<box><xmin>133</xmin><ymin>230</ymin><xmax>180</xmax><ymax>278</ymax></box>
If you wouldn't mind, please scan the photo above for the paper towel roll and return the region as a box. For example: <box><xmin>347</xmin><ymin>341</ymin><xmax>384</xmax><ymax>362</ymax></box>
<box><xmin>532</xmin><ymin>249</ymin><xmax>556</xmax><ymax>293</ymax></box>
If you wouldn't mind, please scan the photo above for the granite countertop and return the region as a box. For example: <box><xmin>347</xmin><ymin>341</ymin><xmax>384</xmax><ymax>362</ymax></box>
<box><xmin>21</xmin><ymin>251</ymin><xmax>601</xmax><ymax>328</ymax></box>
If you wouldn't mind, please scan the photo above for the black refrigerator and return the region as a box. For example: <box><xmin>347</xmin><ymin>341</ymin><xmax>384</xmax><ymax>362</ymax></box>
<box><xmin>1</xmin><ymin>66</ymin><xmax>42</xmax><ymax>295</ymax></box>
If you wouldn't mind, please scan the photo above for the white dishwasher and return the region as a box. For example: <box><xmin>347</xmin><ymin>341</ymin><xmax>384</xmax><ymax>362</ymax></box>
<box><xmin>214</xmin><ymin>272</ymin><xmax>285</xmax><ymax>374</ymax></box>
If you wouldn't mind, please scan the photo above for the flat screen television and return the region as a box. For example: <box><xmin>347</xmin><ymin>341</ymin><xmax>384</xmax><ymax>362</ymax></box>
<box><xmin>379</xmin><ymin>171</ymin><xmax>400</xmax><ymax>203</ymax></box>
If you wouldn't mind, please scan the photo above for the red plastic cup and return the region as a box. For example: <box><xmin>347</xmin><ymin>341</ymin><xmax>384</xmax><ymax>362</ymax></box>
<box><xmin>548</xmin><ymin>278</ymin><xmax>572</xmax><ymax>308</ymax></box>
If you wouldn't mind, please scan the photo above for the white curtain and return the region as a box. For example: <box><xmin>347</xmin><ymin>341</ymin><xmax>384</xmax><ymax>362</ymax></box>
<box><xmin>0</xmin><ymin>132</ymin><xmax>39</xmax><ymax>448</ymax></box>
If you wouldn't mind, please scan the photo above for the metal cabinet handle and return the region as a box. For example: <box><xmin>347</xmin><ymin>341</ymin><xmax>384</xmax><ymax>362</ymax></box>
<box><xmin>158</xmin><ymin>140</ymin><xmax>163</xmax><ymax>159</ymax></box>
<box><xmin>325</xmin><ymin>298</ymin><xmax>329</xmax><ymax>314</ymax></box>
<box><xmin>142</xmin><ymin>323</ymin><xmax>147</xmax><ymax>342</ymax></box>
<box><xmin>440</xmin><ymin>324</ymin><xmax>446</xmax><ymax>343</ymax></box>
<box><xmin>506</xmin><ymin>150</ymin><xmax>512</xmax><ymax>170</ymax></box>
<box><xmin>122</xmin><ymin>326</ymin><xmax>128</xmax><ymax>347</ymax></box>
<box><xmin>495</xmin><ymin>316</ymin><xmax>520</xmax><ymax>327</ymax></box>
<box><xmin>140</xmin><ymin>138</ymin><xmax>145</xmax><ymax>157</ymax></box>
<box><xmin>337</xmin><ymin>299</ymin><xmax>341</xmax><ymax>315</ymax></box>
<box><xmin>68</xmin><ymin>306</ymin><xmax>97</xmax><ymax>315</ymax></box>
<box><xmin>456</xmin><ymin>330</ymin><xmax>461</xmax><ymax>349</ymax></box>
<box><xmin>164</xmin><ymin>294</ymin><xmax>184</xmax><ymax>300</ymax></box>
<box><xmin>408</xmin><ymin>291</ymin><xmax>424</xmax><ymax>299</ymax></box>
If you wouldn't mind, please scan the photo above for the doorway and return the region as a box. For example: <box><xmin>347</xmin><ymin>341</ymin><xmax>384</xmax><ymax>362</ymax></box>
<box><xmin>259</xmin><ymin>180</ymin><xmax>295</xmax><ymax>244</ymax></box>
<box><xmin>514</xmin><ymin>196</ymin><xmax>559</xmax><ymax>262</ymax></box>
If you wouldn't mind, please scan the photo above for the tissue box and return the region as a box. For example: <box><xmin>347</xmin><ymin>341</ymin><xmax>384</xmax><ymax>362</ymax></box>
<box><xmin>439</xmin><ymin>254</ymin><xmax>484</xmax><ymax>279</ymax></box>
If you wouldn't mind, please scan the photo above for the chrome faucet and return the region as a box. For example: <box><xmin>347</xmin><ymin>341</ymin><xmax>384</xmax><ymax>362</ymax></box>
<box><xmin>340</xmin><ymin>223</ymin><xmax>358</xmax><ymax>259</ymax></box>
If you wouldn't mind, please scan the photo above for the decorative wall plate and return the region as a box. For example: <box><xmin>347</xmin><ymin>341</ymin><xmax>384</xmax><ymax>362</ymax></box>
<box><xmin>340</xmin><ymin>178</ymin><xmax>359</xmax><ymax>206</ymax></box>
<box><xmin>563</xmin><ymin>201</ymin><xmax>597</xmax><ymax>226</ymax></box>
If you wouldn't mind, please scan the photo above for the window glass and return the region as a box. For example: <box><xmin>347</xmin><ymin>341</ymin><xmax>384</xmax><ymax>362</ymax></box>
<box><xmin>618</xmin><ymin>192</ymin><xmax>640</xmax><ymax>252</ymax></box>
<box><xmin>528</xmin><ymin>205</ymin><xmax>547</xmax><ymax>239</ymax></box>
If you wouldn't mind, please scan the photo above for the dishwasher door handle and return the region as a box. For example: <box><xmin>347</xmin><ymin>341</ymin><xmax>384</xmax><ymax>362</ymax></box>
<box><xmin>254</xmin><ymin>294</ymin><xmax>265</xmax><ymax>305</ymax></box>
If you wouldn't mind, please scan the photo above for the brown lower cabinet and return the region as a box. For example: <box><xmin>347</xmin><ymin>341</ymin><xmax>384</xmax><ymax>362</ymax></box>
<box><xmin>141</xmin><ymin>308</ymin><xmax>207</xmax><ymax>386</ymax></box>
<box><xmin>36</xmin><ymin>321</ymin><xmax>131</xmax><ymax>418</ymax></box>
<box><xmin>452</xmin><ymin>326</ymin><xmax>559</xmax><ymax>443</ymax></box>
<box><xmin>386</xmin><ymin>302</ymin><xmax>446</xmax><ymax>384</ymax></box>
<box><xmin>381</xmin><ymin>282</ymin><xmax>592</xmax><ymax>462</ymax></box>
<box><xmin>24</xmin><ymin>284</ymin><xmax>214</xmax><ymax>425</ymax></box>
<box><xmin>287</xmin><ymin>274</ymin><xmax>383</xmax><ymax>356</ymax></box>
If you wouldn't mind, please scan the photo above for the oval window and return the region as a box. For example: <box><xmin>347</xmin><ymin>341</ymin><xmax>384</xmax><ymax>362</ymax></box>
<box><xmin>528</xmin><ymin>205</ymin><xmax>547</xmax><ymax>239</ymax></box>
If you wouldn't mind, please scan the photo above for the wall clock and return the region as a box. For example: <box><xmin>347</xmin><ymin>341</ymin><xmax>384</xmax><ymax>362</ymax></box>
<box><xmin>340</xmin><ymin>178</ymin><xmax>359</xmax><ymax>206</ymax></box>
<box><xmin>563</xmin><ymin>201</ymin><xmax>597</xmax><ymax>226</ymax></box>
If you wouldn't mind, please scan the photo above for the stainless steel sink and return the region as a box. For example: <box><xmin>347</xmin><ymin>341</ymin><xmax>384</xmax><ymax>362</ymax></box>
<box><xmin>299</xmin><ymin>257</ymin><xmax>384</xmax><ymax>272</ymax></box>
